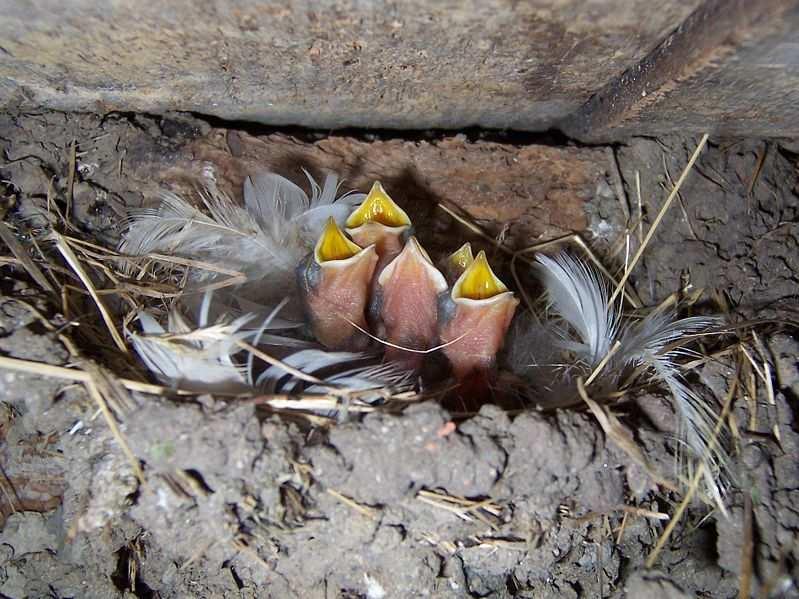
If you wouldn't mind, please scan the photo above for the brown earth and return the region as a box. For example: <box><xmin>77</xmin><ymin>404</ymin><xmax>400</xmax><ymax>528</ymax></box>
<box><xmin>0</xmin><ymin>111</ymin><xmax>796</xmax><ymax>598</ymax></box>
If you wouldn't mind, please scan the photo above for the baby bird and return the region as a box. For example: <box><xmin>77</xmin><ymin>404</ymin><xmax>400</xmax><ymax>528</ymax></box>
<box><xmin>375</xmin><ymin>236</ymin><xmax>448</xmax><ymax>369</ymax></box>
<box><xmin>442</xmin><ymin>242</ymin><xmax>475</xmax><ymax>283</ymax></box>
<box><xmin>438</xmin><ymin>250</ymin><xmax>518</xmax><ymax>380</ymax></box>
<box><xmin>346</xmin><ymin>181</ymin><xmax>412</xmax><ymax>273</ymax></box>
<box><xmin>297</xmin><ymin>218</ymin><xmax>378</xmax><ymax>350</ymax></box>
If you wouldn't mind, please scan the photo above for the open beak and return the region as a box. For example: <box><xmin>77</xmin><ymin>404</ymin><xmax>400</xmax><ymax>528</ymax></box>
<box><xmin>297</xmin><ymin>217</ymin><xmax>378</xmax><ymax>350</ymax></box>
<box><xmin>346</xmin><ymin>181</ymin><xmax>412</xmax><ymax>272</ymax></box>
<box><xmin>442</xmin><ymin>242</ymin><xmax>474</xmax><ymax>283</ymax></box>
<box><xmin>438</xmin><ymin>250</ymin><xmax>519</xmax><ymax>379</ymax></box>
<box><xmin>376</xmin><ymin>236</ymin><xmax>447</xmax><ymax>368</ymax></box>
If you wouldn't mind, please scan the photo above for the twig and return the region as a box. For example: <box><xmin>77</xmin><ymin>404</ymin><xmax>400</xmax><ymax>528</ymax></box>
<box><xmin>739</xmin><ymin>491</ymin><xmax>754</xmax><ymax>599</ymax></box>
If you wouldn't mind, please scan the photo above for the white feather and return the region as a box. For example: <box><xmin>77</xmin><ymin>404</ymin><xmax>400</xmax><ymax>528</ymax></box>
<box><xmin>120</xmin><ymin>169</ymin><xmax>364</xmax><ymax>310</ymax></box>
<box><xmin>510</xmin><ymin>252</ymin><xmax>729</xmax><ymax>502</ymax></box>
<box><xmin>535</xmin><ymin>253</ymin><xmax>619</xmax><ymax>366</ymax></box>
<box><xmin>129</xmin><ymin>292</ymin><xmax>295</xmax><ymax>394</ymax></box>
<box><xmin>130</xmin><ymin>310</ymin><xmax>255</xmax><ymax>394</ymax></box>
<box><xmin>257</xmin><ymin>349</ymin><xmax>369</xmax><ymax>392</ymax></box>
<box><xmin>256</xmin><ymin>348</ymin><xmax>414</xmax><ymax>406</ymax></box>
<box><xmin>617</xmin><ymin>311</ymin><xmax>729</xmax><ymax>502</ymax></box>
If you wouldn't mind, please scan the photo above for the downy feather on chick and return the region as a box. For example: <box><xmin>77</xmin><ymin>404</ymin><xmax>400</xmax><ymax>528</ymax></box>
<box><xmin>119</xmin><ymin>168</ymin><xmax>365</xmax><ymax>316</ymax></box>
<box><xmin>504</xmin><ymin>252</ymin><xmax>729</xmax><ymax>502</ymax></box>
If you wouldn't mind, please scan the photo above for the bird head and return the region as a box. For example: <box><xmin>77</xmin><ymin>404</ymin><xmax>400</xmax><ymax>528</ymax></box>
<box><xmin>375</xmin><ymin>236</ymin><xmax>448</xmax><ymax>368</ymax></box>
<box><xmin>297</xmin><ymin>217</ymin><xmax>378</xmax><ymax>350</ymax></box>
<box><xmin>443</xmin><ymin>242</ymin><xmax>475</xmax><ymax>283</ymax></box>
<box><xmin>346</xmin><ymin>181</ymin><xmax>412</xmax><ymax>271</ymax></box>
<box><xmin>439</xmin><ymin>250</ymin><xmax>519</xmax><ymax>379</ymax></box>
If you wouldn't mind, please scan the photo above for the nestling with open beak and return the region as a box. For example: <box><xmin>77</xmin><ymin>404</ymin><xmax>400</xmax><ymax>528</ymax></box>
<box><xmin>346</xmin><ymin>181</ymin><xmax>412</xmax><ymax>273</ymax></box>
<box><xmin>442</xmin><ymin>242</ymin><xmax>475</xmax><ymax>283</ymax></box>
<box><xmin>438</xmin><ymin>250</ymin><xmax>519</xmax><ymax>380</ymax></box>
<box><xmin>376</xmin><ymin>236</ymin><xmax>448</xmax><ymax>369</ymax></box>
<box><xmin>297</xmin><ymin>217</ymin><xmax>378</xmax><ymax>350</ymax></box>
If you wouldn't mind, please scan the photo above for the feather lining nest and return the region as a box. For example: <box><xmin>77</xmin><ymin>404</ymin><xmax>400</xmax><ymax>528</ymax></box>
<box><xmin>119</xmin><ymin>169</ymin><xmax>364</xmax><ymax>312</ymax></box>
<box><xmin>504</xmin><ymin>252</ymin><xmax>730</xmax><ymax>502</ymax></box>
<box><xmin>118</xmin><ymin>168</ymin><xmax>728</xmax><ymax>506</ymax></box>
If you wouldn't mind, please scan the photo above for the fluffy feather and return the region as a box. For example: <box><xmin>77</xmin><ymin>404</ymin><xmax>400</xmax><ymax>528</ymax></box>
<box><xmin>257</xmin><ymin>349</ymin><xmax>414</xmax><ymax>403</ymax></box>
<box><xmin>535</xmin><ymin>253</ymin><xmax>619</xmax><ymax>366</ymax></box>
<box><xmin>508</xmin><ymin>252</ymin><xmax>729</xmax><ymax>502</ymax></box>
<box><xmin>617</xmin><ymin>311</ymin><xmax>728</xmax><ymax>503</ymax></box>
<box><xmin>129</xmin><ymin>295</ymin><xmax>257</xmax><ymax>394</ymax></box>
<box><xmin>120</xmin><ymin>169</ymin><xmax>364</xmax><ymax>311</ymax></box>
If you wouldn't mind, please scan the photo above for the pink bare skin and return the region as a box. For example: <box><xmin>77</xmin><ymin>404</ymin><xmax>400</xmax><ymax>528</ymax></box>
<box><xmin>348</xmin><ymin>223</ymin><xmax>408</xmax><ymax>274</ymax></box>
<box><xmin>377</xmin><ymin>238</ymin><xmax>447</xmax><ymax>370</ymax></box>
<box><xmin>439</xmin><ymin>292</ymin><xmax>519</xmax><ymax>379</ymax></box>
<box><xmin>302</xmin><ymin>247</ymin><xmax>378</xmax><ymax>350</ymax></box>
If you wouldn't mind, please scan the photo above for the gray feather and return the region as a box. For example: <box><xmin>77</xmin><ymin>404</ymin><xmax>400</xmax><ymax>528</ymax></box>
<box><xmin>120</xmin><ymin>169</ymin><xmax>364</xmax><ymax>310</ymax></box>
<box><xmin>513</xmin><ymin>252</ymin><xmax>729</xmax><ymax>503</ymax></box>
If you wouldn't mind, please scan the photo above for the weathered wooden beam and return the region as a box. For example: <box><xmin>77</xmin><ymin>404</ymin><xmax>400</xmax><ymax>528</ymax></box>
<box><xmin>564</xmin><ymin>0</ymin><xmax>799</xmax><ymax>140</ymax></box>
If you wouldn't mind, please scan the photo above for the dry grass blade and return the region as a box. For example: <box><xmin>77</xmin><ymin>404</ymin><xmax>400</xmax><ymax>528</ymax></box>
<box><xmin>645</xmin><ymin>370</ymin><xmax>738</xmax><ymax>568</ymax></box>
<box><xmin>0</xmin><ymin>222</ymin><xmax>56</xmax><ymax>294</ymax></box>
<box><xmin>84</xmin><ymin>378</ymin><xmax>146</xmax><ymax>486</ymax></box>
<box><xmin>0</xmin><ymin>465</ymin><xmax>21</xmax><ymax>514</ymax></box>
<box><xmin>585</xmin><ymin>340</ymin><xmax>621</xmax><ymax>386</ymax></box>
<box><xmin>229</xmin><ymin>536</ymin><xmax>272</xmax><ymax>572</ymax></box>
<box><xmin>417</xmin><ymin>490</ymin><xmax>502</xmax><ymax>530</ymax></box>
<box><xmin>436</xmin><ymin>202</ymin><xmax>530</xmax><ymax>264</ymax></box>
<box><xmin>619</xmin><ymin>505</ymin><xmax>670</xmax><ymax>520</ymax></box>
<box><xmin>739</xmin><ymin>491</ymin><xmax>754</xmax><ymax>599</ymax></box>
<box><xmin>252</xmin><ymin>395</ymin><xmax>376</xmax><ymax>413</ymax></box>
<box><xmin>609</xmin><ymin>134</ymin><xmax>709</xmax><ymax>306</ymax></box>
<box><xmin>746</xmin><ymin>143</ymin><xmax>768</xmax><ymax>198</ymax></box>
<box><xmin>635</xmin><ymin>170</ymin><xmax>643</xmax><ymax>245</ymax></box>
<box><xmin>515</xmin><ymin>233</ymin><xmax>642</xmax><ymax>308</ymax></box>
<box><xmin>577</xmin><ymin>378</ymin><xmax>678</xmax><ymax>493</ymax></box>
<box><xmin>66</xmin><ymin>140</ymin><xmax>77</xmax><ymax>223</ymax></box>
<box><xmin>326</xmin><ymin>488</ymin><xmax>379</xmax><ymax>520</ymax></box>
<box><xmin>0</xmin><ymin>354</ymin><xmax>193</xmax><ymax>396</ymax></box>
<box><xmin>54</xmin><ymin>233</ymin><xmax>128</xmax><ymax>353</ymax></box>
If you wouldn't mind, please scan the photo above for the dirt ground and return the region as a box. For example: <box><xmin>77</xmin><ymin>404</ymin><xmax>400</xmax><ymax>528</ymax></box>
<box><xmin>0</xmin><ymin>112</ymin><xmax>797</xmax><ymax>598</ymax></box>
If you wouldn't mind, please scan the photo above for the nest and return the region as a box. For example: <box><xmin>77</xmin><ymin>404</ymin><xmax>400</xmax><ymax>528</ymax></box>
<box><xmin>0</xmin><ymin>132</ymin><xmax>784</xmax><ymax>574</ymax></box>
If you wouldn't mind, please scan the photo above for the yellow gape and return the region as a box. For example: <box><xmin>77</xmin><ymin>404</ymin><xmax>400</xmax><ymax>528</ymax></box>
<box><xmin>315</xmin><ymin>218</ymin><xmax>362</xmax><ymax>262</ymax></box>
<box><xmin>346</xmin><ymin>181</ymin><xmax>411</xmax><ymax>228</ymax></box>
<box><xmin>456</xmin><ymin>251</ymin><xmax>508</xmax><ymax>300</ymax></box>
<box><xmin>447</xmin><ymin>242</ymin><xmax>475</xmax><ymax>275</ymax></box>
